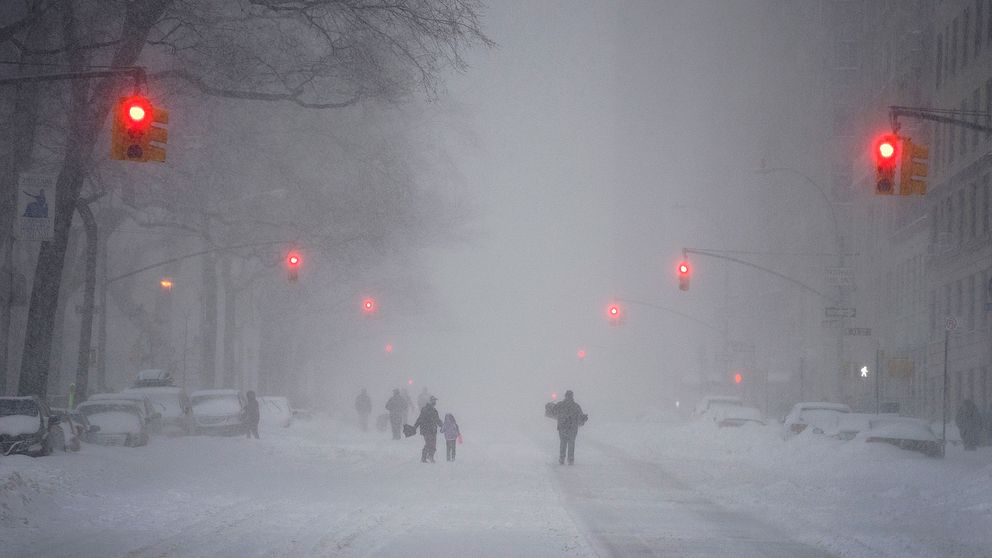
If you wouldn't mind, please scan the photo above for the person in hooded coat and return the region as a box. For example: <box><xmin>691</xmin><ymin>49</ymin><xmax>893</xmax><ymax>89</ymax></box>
<box><xmin>355</xmin><ymin>388</ymin><xmax>372</xmax><ymax>431</ymax></box>
<box><xmin>245</xmin><ymin>391</ymin><xmax>260</xmax><ymax>439</ymax></box>
<box><xmin>441</xmin><ymin>413</ymin><xmax>461</xmax><ymax>461</ymax></box>
<box><xmin>553</xmin><ymin>390</ymin><xmax>585</xmax><ymax>465</ymax></box>
<box><xmin>385</xmin><ymin>389</ymin><xmax>407</xmax><ymax>440</ymax></box>
<box><xmin>955</xmin><ymin>398</ymin><xmax>982</xmax><ymax>450</ymax></box>
<box><xmin>413</xmin><ymin>395</ymin><xmax>442</xmax><ymax>463</ymax></box>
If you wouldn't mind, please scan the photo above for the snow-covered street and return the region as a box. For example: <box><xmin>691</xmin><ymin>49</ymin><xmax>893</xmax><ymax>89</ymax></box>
<box><xmin>4</xmin><ymin>416</ymin><xmax>989</xmax><ymax>558</ymax></box>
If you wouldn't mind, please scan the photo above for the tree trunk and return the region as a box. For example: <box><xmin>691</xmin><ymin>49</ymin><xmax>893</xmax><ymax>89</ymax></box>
<box><xmin>17</xmin><ymin>0</ymin><xmax>173</xmax><ymax>397</ymax></box>
<box><xmin>221</xmin><ymin>256</ymin><xmax>237</xmax><ymax>388</ymax></box>
<box><xmin>73</xmin><ymin>200</ymin><xmax>97</xmax><ymax>400</ymax></box>
<box><xmin>201</xmin><ymin>250</ymin><xmax>218</xmax><ymax>389</ymax></box>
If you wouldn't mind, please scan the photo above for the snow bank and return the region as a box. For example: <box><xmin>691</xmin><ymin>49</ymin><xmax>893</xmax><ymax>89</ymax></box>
<box><xmin>84</xmin><ymin>412</ymin><xmax>141</xmax><ymax>434</ymax></box>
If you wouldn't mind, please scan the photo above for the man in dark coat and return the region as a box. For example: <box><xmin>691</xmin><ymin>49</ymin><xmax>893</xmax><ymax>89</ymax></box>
<box><xmin>956</xmin><ymin>398</ymin><xmax>982</xmax><ymax>450</ymax></box>
<box><xmin>385</xmin><ymin>389</ymin><xmax>406</xmax><ymax>440</ymax></box>
<box><xmin>355</xmin><ymin>388</ymin><xmax>372</xmax><ymax>431</ymax></box>
<box><xmin>245</xmin><ymin>391</ymin><xmax>260</xmax><ymax>439</ymax></box>
<box><xmin>554</xmin><ymin>390</ymin><xmax>585</xmax><ymax>465</ymax></box>
<box><xmin>413</xmin><ymin>395</ymin><xmax>442</xmax><ymax>463</ymax></box>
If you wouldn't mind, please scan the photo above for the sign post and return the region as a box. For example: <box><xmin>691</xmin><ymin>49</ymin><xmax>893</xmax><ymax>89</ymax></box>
<box><xmin>16</xmin><ymin>175</ymin><xmax>55</xmax><ymax>241</ymax></box>
<box><xmin>942</xmin><ymin>316</ymin><xmax>957</xmax><ymax>456</ymax></box>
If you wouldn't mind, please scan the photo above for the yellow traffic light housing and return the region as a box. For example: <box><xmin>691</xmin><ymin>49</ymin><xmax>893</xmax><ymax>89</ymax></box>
<box><xmin>110</xmin><ymin>96</ymin><xmax>168</xmax><ymax>163</ymax></box>
<box><xmin>898</xmin><ymin>137</ymin><xmax>928</xmax><ymax>195</ymax></box>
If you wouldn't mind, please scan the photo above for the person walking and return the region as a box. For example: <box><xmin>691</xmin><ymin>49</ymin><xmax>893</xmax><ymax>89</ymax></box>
<box><xmin>355</xmin><ymin>388</ymin><xmax>372</xmax><ymax>431</ymax></box>
<box><xmin>956</xmin><ymin>398</ymin><xmax>982</xmax><ymax>451</ymax></box>
<box><xmin>385</xmin><ymin>389</ymin><xmax>406</xmax><ymax>440</ymax></box>
<box><xmin>552</xmin><ymin>390</ymin><xmax>586</xmax><ymax>465</ymax></box>
<box><xmin>413</xmin><ymin>395</ymin><xmax>442</xmax><ymax>463</ymax></box>
<box><xmin>245</xmin><ymin>391</ymin><xmax>260</xmax><ymax>439</ymax></box>
<box><xmin>441</xmin><ymin>413</ymin><xmax>461</xmax><ymax>462</ymax></box>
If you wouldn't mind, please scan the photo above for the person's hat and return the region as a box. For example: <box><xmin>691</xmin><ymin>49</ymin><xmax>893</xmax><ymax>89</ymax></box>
<box><xmin>429</xmin><ymin>395</ymin><xmax>438</xmax><ymax>403</ymax></box>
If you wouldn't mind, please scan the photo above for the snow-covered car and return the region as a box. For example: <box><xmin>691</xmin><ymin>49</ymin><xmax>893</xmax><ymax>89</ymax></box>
<box><xmin>133</xmin><ymin>368</ymin><xmax>175</xmax><ymax>387</ymax></box>
<box><xmin>782</xmin><ymin>402</ymin><xmax>851</xmax><ymax>439</ymax></box>
<box><xmin>259</xmin><ymin>396</ymin><xmax>293</xmax><ymax>428</ymax></box>
<box><xmin>190</xmin><ymin>389</ymin><xmax>246</xmax><ymax>435</ymax></box>
<box><xmin>863</xmin><ymin>417</ymin><xmax>941</xmax><ymax>457</ymax></box>
<box><xmin>51</xmin><ymin>408</ymin><xmax>100</xmax><ymax>451</ymax></box>
<box><xmin>0</xmin><ymin>396</ymin><xmax>65</xmax><ymax>456</ymax></box>
<box><xmin>76</xmin><ymin>400</ymin><xmax>149</xmax><ymax>447</ymax></box>
<box><xmin>123</xmin><ymin>386</ymin><xmax>193</xmax><ymax>436</ymax></box>
<box><xmin>712</xmin><ymin>405</ymin><xmax>765</xmax><ymax>428</ymax></box>
<box><xmin>292</xmin><ymin>408</ymin><xmax>315</xmax><ymax>421</ymax></box>
<box><xmin>88</xmin><ymin>393</ymin><xmax>162</xmax><ymax>433</ymax></box>
<box><xmin>693</xmin><ymin>395</ymin><xmax>743</xmax><ymax>420</ymax></box>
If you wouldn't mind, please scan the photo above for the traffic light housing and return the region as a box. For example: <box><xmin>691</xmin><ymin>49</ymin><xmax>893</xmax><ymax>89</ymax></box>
<box><xmin>873</xmin><ymin>134</ymin><xmax>899</xmax><ymax>195</ymax></box>
<box><xmin>286</xmin><ymin>252</ymin><xmax>301</xmax><ymax>282</ymax></box>
<box><xmin>898</xmin><ymin>137</ymin><xmax>928</xmax><ymax>195</ymax></box>
<box><xmin>677</xmin><ymin>261</ymin><xmax>691</xmax><ymax>291</ymax></box>
<box><xmin>111</xmin><ymin>96</ymin><xmax>168</xmax><ymax>162</ymax></box>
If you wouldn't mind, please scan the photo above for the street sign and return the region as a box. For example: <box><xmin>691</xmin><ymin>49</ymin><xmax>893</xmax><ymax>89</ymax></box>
<box><xmin>825</xmin><ymin>267</ymin><xmax>854</xmax><ymax>286</ymax></box>
<box><xmin>825</xmin><ymin>307</ymin><xmax>856</xmax><ymax>318</ymax></box>
<box><xmin>16</xmin><ymin>175</ymin><xmax>54</xmax><ymax>241</ymax></box>
<box><xmin>944</xmin><ymin>316</ymin><xmax>958</xmax><ymax>331</ymax></box>
<box><xmin>845</xmin><ymin>327</ymin><xmax>872</xmax><ymax>336</ymax></box>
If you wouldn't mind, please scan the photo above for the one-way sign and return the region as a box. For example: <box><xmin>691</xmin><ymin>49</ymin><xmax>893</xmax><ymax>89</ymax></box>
<box><xmin>825</xmin><ymin>307</ymin><xmax>856</xmax><ymax>318</ymax></box>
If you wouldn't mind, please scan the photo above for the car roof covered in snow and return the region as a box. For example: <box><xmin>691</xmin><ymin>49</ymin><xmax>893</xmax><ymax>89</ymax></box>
<box><xmin>791</xmin><ymin>402</ymin><xmax>851</xmax><ymax>413</ymax></box>
<box><xmin>124</xmin><ymin>386</ymin><xmax>184</xmax><ymax>394</ymax></box>
<box><xmin>190</xmin><ymin>389</ymin><xmax>240</xmax><ymax>397</ymax></box>
<box><xmin>866</xmin><ymin>417</ymin><xmax>937</xmax><ymax>442</ymax></box>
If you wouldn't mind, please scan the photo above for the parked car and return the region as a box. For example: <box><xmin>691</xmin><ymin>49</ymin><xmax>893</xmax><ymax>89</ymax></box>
<box><xmin>712</xmin><ymin>405</ymin><xmax>765</xmax><ymax>428</ymax></box>
<box><xmin>133</xmin><ymin>368</ymin><xmax>176</xmax><ymax>388</ymax></box>
<box><xmin>259</xmin><ymin>396</ymin><xmax>293</xmax><ymax>428</ymax></box>
<box><xmin>693</xmin><ymin>395</ymin><xmax>743</xmax><ymax>420</ymax></box>
<box><xmin>0</xmin><ymin>396</ymin><xmax>65</xmax><ymax>456</ymax></box>
<box><xmin>825</xmin><ymin>413</ymin><xmax>900</xmax><ymax>441</ymax></box>
<box><xmin>863</xmin><ymin>417</ymin><xmax>942</xmax><ymax>457</ymax></box>
<box><xmin>190</xmin><ymin>389</ymin><xmax>246</xmax><ymax>435</ymax></box>
<box><xmin>88</xmin><ymin>393</ymin><xmax>162</xmax><ymax>433</ymax></box>
<box><xmin>76</xmin><ymin>400</ymin><xmax>149</xmax><ymax>447</ymax></box>
<box><xmin>292</xmin><ymin>408</ymin><xmax>315</xmax><ymax>421</ymax></box>
<box><xmin>123</xmin><ymin>386</ymin><xmax>193</xmax><ymax>436</ymax></box>
<box><xmin>782</xmin><ymin>402</ymin><xmax>851</xmax><ymax>439</ymax></box>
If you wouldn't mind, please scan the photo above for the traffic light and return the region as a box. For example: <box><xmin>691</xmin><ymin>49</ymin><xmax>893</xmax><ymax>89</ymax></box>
<box><xmin>898</xmin><ymin>137</ymin><xmax>928</xmax><ymax>195</ymax></box>
<box><xmin>873</xmin><ymin>134</ymin><xmax>899</xmax><ymax>195</ymax></box>
<box><xmin>607</xmin><ymin>303</ymin><xmax>623</xmax><ymax>325</ymax></box>
<box><xmin>286</xmin><ymin>251</ymin><xmax>301</xmax><ymax>282</ymax></box>
<box><xmin>385</xmin><ymin>343</ymin><xmax>394</xmax><ymax>354</ymax></box>
<box><xmin>677</xmin><ymin>261</ymin><xmax>691</xmax><ymax>291</ymax></box>
<box><xmin>577</xmin><ymin>348</ymin><xmax>587</xmax><ymax>360</ymax></box>
<box><xmin>110</xmin><ymin>95</ymin><xmax>168</xmax><ymax>162</ymax></box>
<box><xmin>733</xmin><ymin>372</ymin><xmax>743</xmax><ymax>384</ymax></box>
<box><xmin>159</xmin><ymin>278</ymin><xmax>173</xmax><ymax>292</ymax></box>
<box><xmin>362</xmin><ymin>298</ymin><xmax>376</xmax><ymax>314</ymax></box>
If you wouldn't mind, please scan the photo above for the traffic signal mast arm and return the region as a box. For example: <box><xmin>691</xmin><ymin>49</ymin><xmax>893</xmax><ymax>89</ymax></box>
<box><xmin>683</xmin><ymin>248</ymin><xmax>835</xmax><ymax>303</ymax></box>
<box><xmin>889</xmin><ymin>106</ymin><xmax>992</xmax><ymax>134</ymax></box>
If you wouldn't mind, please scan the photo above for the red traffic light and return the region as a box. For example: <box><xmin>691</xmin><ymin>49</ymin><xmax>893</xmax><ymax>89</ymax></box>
<box><xmin>734</xmin><ymin>372</ymin><xmax>743</xmax><ymax>384</ymax></box>
<box><xmin>385</xmin><ymin>343</ymin><xmax>394</xmax><ymax>353</ymax></box>
<box><xmin>608</xmin><ymin>304</ymin><xmax>620</xmax><ymax>317</ymax></box>
<box><xmin>678</xmin><ymin>262</ymin><xmax>689</xmax><ymax>275</ymax></box>
<box><xmin>287</xmin><ymin>252</ymin><xmax>301</xmax><ymax>267</ymax></box>
<box><xmin>873</xmin><ymin>134</ymin><xmax>900</xmax><ymax>195</ymax></box>
<box><xmin>551</xmin><ymin>391</ymin><xmax>558</xmax><ymax>401</ymax></box>
<box><xmin>677</xmin><ymin>260</ymin><xmax>691</xmax><ymax>291</ymax></box>
<box><xmin>121</xmin><ymin>96</ymin><xmax>152</xmax><ymax>129</ymax></box>
<box><xmin>362</xmin><ymin>298</ymin><xmax>376</xmax><ymax>313</ymax></box>
<box><xmin>878</xmin><ymin>140</ymin><xmax>895</xmax><ymax>159</ymax></box>
<box><xmin>577</xmin><ymin>348</ymin><xmax>587</xmax><ymax>360</ymax></box>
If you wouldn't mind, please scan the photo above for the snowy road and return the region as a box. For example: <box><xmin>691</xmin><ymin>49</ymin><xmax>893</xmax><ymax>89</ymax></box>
<box><xmin>3</xmin><ymin>416</ymin><xmax>990</xmax><ymax>557</ymax></box>
<box><xmin>552</xmin><ymin>439</ymin><xmax>833</xmax><ymax>558</ymax></box>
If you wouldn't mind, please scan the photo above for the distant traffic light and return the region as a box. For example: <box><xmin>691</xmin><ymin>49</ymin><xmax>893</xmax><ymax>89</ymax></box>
<box><xmin>899</xmin><ymin>137</ymin><xmax>928</xmax><ymax>195</ymax></box>
<box><xmin>159</xmin><ymin>278</ymin><xmax>173</xmax><ymax>292</ymax></box>
<box><xmin>362</xmin><ymin>298</ymin><xmax>376</xmax><ymax>314</ymax></box>
<box><xmin>385</xmin><ymin>343</ymin><xmax>394</xmax><ymax>354</ymax></box>
<box><xmin>677</xmin><ymin>261</ymin><xmax>691</xmax><ymax>291</ymax></box>
<box><xmin>577</xmin><ymin>348</ymin><xmax>587</xmax><ymax>360</ymax></box>
<box><xmin>286</xmin><ymin>251</ymin><xmax>301</xmax><ymax>282</ymax></box>
<box><xmin>110</xmin><ymin>96</ymin><xmax>168</xmax><ymax>162</ymax></box>
<box><xmin>734</xmin><ymin>372</ymin><xmax>743</xmax><ymax>384</ymax></box>
<box><xmin>607</xmin><ymin>303</ymin><xmax>623</xmax><ymax>325</ymax></box>
<box><xmin>873</xmin><ymin>134</ymin><xmax>899</xmax><ymax>195</ymax></box>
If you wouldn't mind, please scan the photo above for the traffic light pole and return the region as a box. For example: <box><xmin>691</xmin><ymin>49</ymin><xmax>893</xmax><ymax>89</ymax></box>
<box><xmin>0</xmin><ymin>66</ymin><xmax>146</xmax><ymax>90</ymax></box>
<box><xmin>683</xmin><ymin>248</ymin><xmax>835</xmax><ymax>302</ymax></box>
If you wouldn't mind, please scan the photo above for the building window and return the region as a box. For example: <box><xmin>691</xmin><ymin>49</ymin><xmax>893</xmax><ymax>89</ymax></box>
<box><xmin>974</xmin><ymin>89</ymin><xmax>982</xmax><ymax>148</ymax></box>
<box><xmin>952</xmin><ymin>18</ymin><xmax>959</xmax><ymax>76</ymax></box>
<box><xmin>979</xmin><ymin>1</ymin><xmax>985</xmax><ymax>55</ymax></box>
<box><xmin>964</xmin><ymin>9</ymin><xmax>971</xmax><ymax>67</ymax></box>
<box><xmin>969</xmin><ymin>275</ymin><xmax>976</xmax><ymax>330</ymax></box>
<box><xmin>984</xmin><ymin>174</ymin><xmax>991</xmax><ymax>234</ymax></box>
<box><xmin>936</xmin><ymin>33</ymin><xmax>943</xmax><ymax>88</ymax></box>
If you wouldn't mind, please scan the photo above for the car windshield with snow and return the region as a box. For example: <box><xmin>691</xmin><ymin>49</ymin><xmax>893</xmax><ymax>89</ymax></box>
<box><xmin>76</xmin><ymin>401</ymin><xmax>149</xmax><ymax>447</ymax></box>
<box><xmin>190</xmin><ymin>390</ymin><xmax>246</xmax><ymax>436</ymax></box>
